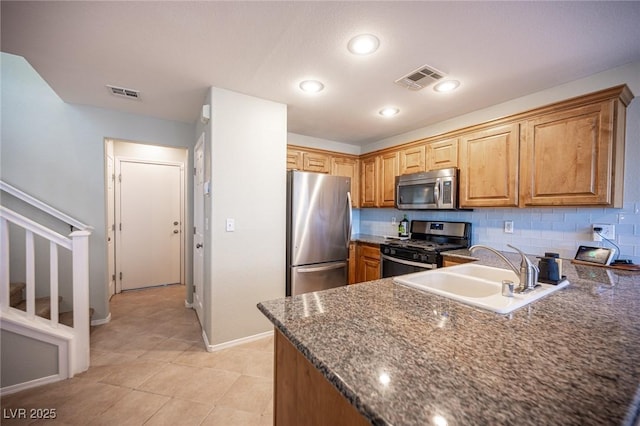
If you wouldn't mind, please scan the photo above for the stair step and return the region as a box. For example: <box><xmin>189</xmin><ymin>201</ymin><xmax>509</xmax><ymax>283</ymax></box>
<box><xmin>14</xmin><ymin>296</ymin><xmax>62</xmax><ymax>319</ymax></box>
<box><xmin>59</xmin><ymin>308</ymin><xmax>95</xmax><ymax>327</ymax></box>
<box><xmin>10</xmin><ymin>282</ymin><xmax>26</xmax><ymax>307</ymax></box>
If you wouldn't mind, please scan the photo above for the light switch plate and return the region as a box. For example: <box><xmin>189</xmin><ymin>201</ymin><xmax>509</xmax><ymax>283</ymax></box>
<box><xmin>226</xmin><ymin>218</ymin><xmax>235</xmax><ymax>232</ymax></box>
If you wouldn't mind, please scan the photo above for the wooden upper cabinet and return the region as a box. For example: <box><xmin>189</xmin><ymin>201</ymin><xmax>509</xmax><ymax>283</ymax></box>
<box><xmin>520</xmin><ymin>100</ymin><xmax>621</xmax><ymax>207</ymax></box>
<box><xmin>360</xmin><ymin>156</ymin><xmax>378</xmax><ymax>207</ymax></box>
<box><xmin>332</xmin><ymin>156</ymin><xmax>360</xmax><ymax>208</ymax></box>
<box><xmin>378</xmin><ymin>152</ymin><xmax>399</xmax><ymax>207</ymax></box>
<box><xmin>459</xmin><ymin>123</ymin><xmax>520</xmax><ymax>208</ymax></box>
<box><xmin>302</xmin><ymin>151</ymin><xmax>330</xmax><ymax>173</ymax></box>
<box><xmin>427</xmin><ymin>138</ymin><xmax>458</xmax><ymax>170</ymax></box>
<box><xmin>399</xmin><ymin>144</ymin><xmax>426</xmax><ymax>175</ymax></box>
<box><xmin>287</xmin><ymin>148</ymin><xmax>303</xmax><ymax>170</ymax></box>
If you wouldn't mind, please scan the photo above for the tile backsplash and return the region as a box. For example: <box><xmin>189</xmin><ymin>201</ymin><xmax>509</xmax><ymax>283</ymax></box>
<box><xmin>357</xmin><ymin>204</ymin><xmax>640</xmax><ymax>263</ymax></box>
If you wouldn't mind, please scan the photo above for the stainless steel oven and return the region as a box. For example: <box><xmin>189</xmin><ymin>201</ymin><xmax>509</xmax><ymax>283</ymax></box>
<box><xmin>380</xmin><ymin>220</ymin><xmax>472</xmax><ymax>278</ymax></box>
<box><xmin>381</xmin><ymin>247</ymin><xmax>437</xmax><ymax>278</ymax></box>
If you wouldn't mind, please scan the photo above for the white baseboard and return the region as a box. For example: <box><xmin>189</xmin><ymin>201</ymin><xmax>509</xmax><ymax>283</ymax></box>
<box><xmin>184</xmin><ymin>300</ymin><xmax>193</xmax><ymax>308</ymax></box>
<box><xmin>0</xmin><ymin>374</ymin><xmax>63</xmax><ymax>396</ymax></box>
<box><xmin>203</xmin><ymin>330</ymin><xmax>274</xmax><ymax>353</ymax></box>
<box><xmin>91</xmin><ymin>312</ymin><xmax>111</xmax><ymax>326</ymax></box>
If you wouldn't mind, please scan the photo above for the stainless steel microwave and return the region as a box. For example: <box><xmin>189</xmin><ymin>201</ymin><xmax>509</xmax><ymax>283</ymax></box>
<box><xmin>395</xmin><ymin>168</ymin><xmax>458</xmax><ymax>210</ymax></box>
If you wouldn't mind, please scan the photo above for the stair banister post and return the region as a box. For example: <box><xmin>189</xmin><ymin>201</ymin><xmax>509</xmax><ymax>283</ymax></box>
<box><xmin>0</xmin><ymin>217</ymin><xmax>9</xmax><ymax>312</ymax></box>
<box><xmin>70</xmin><ymin>229</ymin><xmax>91</xmax><ymax>375</ymax></box>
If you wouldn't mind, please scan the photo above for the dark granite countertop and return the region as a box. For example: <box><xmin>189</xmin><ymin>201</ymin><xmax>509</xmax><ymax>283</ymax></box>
<box><xmin>352</xmin><ymin>233</ymin><xmax>387</xmax><ymax>245</ymax></box>
<box><xmin>258</xmin><ymin>250</ymin><xmax>640</xmax><ymax>426</ymax></box>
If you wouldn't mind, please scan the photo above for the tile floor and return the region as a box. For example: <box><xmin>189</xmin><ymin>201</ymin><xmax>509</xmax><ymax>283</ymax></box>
<box><xmin>1</xmin><ymin>284</ymin><xmax>274</xmax><ymax>425</ymax></box>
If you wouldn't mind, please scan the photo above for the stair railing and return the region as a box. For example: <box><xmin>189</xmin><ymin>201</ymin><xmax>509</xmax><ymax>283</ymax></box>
<box><xmin>0</xmin><ymin>202</ymin><xmax>91</xmax><ymax>375</ymax></box>
<box><xmin>0</xmin><ymin>180</ymin><xmax>93</xmax><ymax>232</ymax></box>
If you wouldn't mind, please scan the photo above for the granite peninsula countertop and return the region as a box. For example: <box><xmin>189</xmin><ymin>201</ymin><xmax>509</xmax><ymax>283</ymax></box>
<box><xmin>258</xmin><ymin>249</ymin><xmax>640</xmax><ymax>426</ymax></box>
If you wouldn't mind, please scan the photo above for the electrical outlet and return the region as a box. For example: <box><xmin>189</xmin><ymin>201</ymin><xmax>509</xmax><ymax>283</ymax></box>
<box><xmin>504</xmin><ymin>220</ymin><xmax>514</xmax><ymax>234</ymax></box>
<box><xmin>592</xmin><ymin>223</ymin><xmax>614</xmax><ymax>241</ymax></box>
<box><xmin>391</xmin><ymin>217</ymin><xmax>397</xmax><ymax>225</ymax></box>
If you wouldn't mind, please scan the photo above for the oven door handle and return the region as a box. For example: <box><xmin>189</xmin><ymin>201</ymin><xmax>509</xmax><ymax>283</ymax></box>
<box><xmin>381</xmin><ymin>254</ymin><xmax>435</xmax><ymax>269</ymax></box>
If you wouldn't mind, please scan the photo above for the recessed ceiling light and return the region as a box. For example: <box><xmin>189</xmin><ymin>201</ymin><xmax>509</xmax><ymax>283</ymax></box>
<box><xmin>433</xmin><ymin>80</ymin><xmax>460</xmax><ymax>93</ymax></box>
<box><xmin>299</xmin><ymin>80</ymin><xmax>325</xmax><ymax>93</ymax></box>
<box><xmin>379</xmin><ymin>107</ymin><xmax>399</xmax><ymax>117</ymax></box>
<box><xmin>347</xmin><ymin>34</ymin><xmax>380</xmax><ymax>55</ymax></box>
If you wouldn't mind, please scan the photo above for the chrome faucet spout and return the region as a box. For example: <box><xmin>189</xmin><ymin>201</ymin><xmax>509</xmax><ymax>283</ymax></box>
<box><xmin>469</xmin><ymin>244</ymin><xmax>540</xmax><ymax>292</ymax></box>
<box><xmin>469</xmin><ymin>245</ymin><xmax>520</xmax><ymax>276</ymax></box>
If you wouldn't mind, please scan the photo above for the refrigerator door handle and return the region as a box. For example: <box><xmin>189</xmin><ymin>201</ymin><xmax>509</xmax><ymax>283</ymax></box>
<box><xmin>346</xmin><ymin>191</ymin><xmax>353</xmax><ymax>249</ymax></box>
<box><xmin>297</xmin><ymin>262</ymin><xmax>348</xmax><ymax>273</ymax></box>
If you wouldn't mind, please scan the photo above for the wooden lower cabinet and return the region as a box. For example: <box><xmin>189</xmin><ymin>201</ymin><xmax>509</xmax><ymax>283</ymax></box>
<box><xmin>356</xmin><ymin>243</ymin><xmax>381</xmax><ymax>283</ymax></box>
<box><xmin>442</xmin><ymin>256</ymin><xmax>476</xmax><ymax>268</ymax></box>
<box><xmin>274</xmin><ymin>329</ymin><xmax>369</xmax><ymax>426</ymax></box>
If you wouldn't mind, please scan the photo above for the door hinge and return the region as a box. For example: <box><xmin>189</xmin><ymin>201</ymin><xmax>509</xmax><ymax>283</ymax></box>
<box><xmin>119</xmin><ymin>223</ymin><xmax>122</xmax><ymax>231</ymax></box>
<box><xmin>111</xmin><ymin>224</ymin><xmax>115</xmax><ymax>231</ymax></box>
<box><xmin>193</xmin><ymin>226</ymin><xmax>196</xmax><ymax>235</ymax></box>
<box><xmin>119</xmin><ymin>272</ymin><xmax>123</xmax><ymax>280</ymax></box>
<box><xmin>118</xmin><ymin>174</ymin><xmax>122</xmax><ymax>182</ymax></box>
<box><xmin>111</xmin><ymin>173</ymin><xmax>116</xmax><ymax>182</ymax></box>
<box><xmin>194</xmin><ymin>167</ymin><xmax>197</xmax><ymax>176</ymax></box>
<box><xmin>112</xmin><ymin>274</ymin><xmax>116</xmax><ymax>282</ymax></box>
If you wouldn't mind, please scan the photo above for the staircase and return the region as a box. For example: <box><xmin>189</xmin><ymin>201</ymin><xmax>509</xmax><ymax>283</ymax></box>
<box><xmin>9</xmin><ymin>282</ymin><xmax>93</xmax><ymax>327</ymax></box>
<box><xmin>1</xmin><ymin>180</ymin><xmax>93</xmax><ymax>395</ymax></box>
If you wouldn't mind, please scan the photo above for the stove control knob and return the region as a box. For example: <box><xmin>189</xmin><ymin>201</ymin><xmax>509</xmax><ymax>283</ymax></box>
<box><xmin>412</xmin><ymin>253</ymin><xmax>420</xmax><ymax>260</ymax></box>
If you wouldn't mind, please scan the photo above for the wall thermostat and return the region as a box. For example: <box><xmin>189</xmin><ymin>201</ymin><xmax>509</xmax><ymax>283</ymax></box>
<box><xmin>574</xmin><ymin>245</ymin><xmax>616</xmax><ymax>266</ymax></box>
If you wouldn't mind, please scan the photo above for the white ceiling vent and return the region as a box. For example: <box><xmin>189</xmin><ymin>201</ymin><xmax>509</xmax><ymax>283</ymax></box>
<box><xmin>106</xmin><ymin>85</ymin><xmax>141</xmax><ymax>100</ymax></box>
<box><xmin>394</xmin><ymin>65</ymin><xmax>446</xmax><ymax>91</ymax></box>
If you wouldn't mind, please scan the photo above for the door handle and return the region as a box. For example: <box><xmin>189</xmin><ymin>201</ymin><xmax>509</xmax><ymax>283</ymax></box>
<box><xmin>173</xmin><ymin>230</ymin><xmax>179</xmax><ymax>234</ymax></box>
<box><xmin>173</xmin><ymin>221</ymin><xmax>179</xmax><ymax>225</ymax></box>
<box><xmin>196</xmin><ymin>243</ymin><xmax>203</xmax><ymax>249</ymax></box>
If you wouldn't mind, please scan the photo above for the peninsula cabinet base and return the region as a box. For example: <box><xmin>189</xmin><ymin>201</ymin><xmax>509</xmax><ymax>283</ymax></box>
<box><xmin>273</xmin><ymin>329</ymin><xmax>369</xmax><ymax>426</ymax></box>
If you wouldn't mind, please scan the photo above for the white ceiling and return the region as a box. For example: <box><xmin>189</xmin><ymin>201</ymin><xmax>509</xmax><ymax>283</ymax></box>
<box><xmin>2</xmin><ymin>1</ymin><xmax>640</xmax><ymax>146</ymax></box>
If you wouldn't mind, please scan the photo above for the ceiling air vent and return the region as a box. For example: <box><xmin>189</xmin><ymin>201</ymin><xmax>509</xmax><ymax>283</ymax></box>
<box><xmin>394</xmin><ymin>65</ymin><xmax>446</xmax><ymax>91</ymax></box>
<box><xmin>106</xmin><ymin>85</ymin><xmax>141</xmax><ymax>100</ymax></box>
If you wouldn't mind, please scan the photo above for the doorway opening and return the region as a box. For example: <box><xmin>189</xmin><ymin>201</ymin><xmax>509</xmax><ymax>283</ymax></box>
<box><xmin>105</xmin><ymin>139</ymin><xmax>188</xmax><ymax>297</ymax></box>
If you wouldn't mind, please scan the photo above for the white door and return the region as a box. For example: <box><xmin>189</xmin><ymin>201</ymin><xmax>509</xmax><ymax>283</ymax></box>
<box><xmin>117</xmin><ymin>161</ymin><xmax>182</xmax><ymax>291</ymax></box>
<box><xmin>107</xmin><ymin>154</ymin><xmax>116</xmax><ymax>297</ymax></box>
<box><xmin>193</xmin><ymin>135</ymin><xmax>205</xmax><ymax>326</ymax></box>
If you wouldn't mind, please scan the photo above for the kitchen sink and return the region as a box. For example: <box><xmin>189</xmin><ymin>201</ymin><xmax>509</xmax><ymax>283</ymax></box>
<box><xmin>393</xmin><ymin>263</ymin><xmax>569</xmax><ymax>314</ymax></box>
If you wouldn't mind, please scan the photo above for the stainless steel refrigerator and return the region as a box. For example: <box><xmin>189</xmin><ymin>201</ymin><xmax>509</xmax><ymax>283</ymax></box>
<box><xmin>286</xmin><ymin>170</ymin><xmax>352</xmax><ymax>296</ymax></box>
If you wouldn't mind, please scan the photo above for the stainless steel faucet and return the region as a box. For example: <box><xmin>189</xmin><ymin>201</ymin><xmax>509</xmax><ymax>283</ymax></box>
<box><xmin>469</xmin><ymin>244</ymin><xmax>540</xmax><ymax>293</ymax></box>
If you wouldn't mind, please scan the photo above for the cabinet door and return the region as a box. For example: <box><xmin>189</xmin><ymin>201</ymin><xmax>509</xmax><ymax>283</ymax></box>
<box><xmin>287</xmin><ymin>148</ymin><xmax>302</xmax><ymax>170</ymax></box>
<box><xmin>520</xmin><ymin>100</ymin><xmax>617</xmax><ymax>206</ymax></box>
<box><xmin>427</xmin><ymin>138</ymin><xmax>458</xmax><ymax>170</ymax></box>
<box><xmin>360</xmin><ymin>156</ymin><xmax>378</xmax><ymax>207</ymax></box>
<box><xmin>459</xmin><ymin>123</ymin><xmax>520</xmax><ymax>207</ymax></box>
<box><xmin>399</xmin><ymin>144</ymin><xmax>426</xmax><ymax>175</ymax></box>
<box><xmin>356</xmin><ymin>243</ymin><xmax>380</xmax><ymax>283</ymax></box>
<box><xmin>302</xmin><ymin>152</ymin><xmax>330</xmax><ymax>173</ymax></box>
<box><xmin>332</xmin><ymin>156</ymin><xmax>359</xmax><ymax>209</ymax></box>
<box><xmin>348</xmin><ymin>242</ymin><xmax>357</xmax><ymax>284</ymax></box>
<box><xmin>378</xmin><ymin>152</ymin><xmax>399</xmax><ymax>207</ymax></box>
